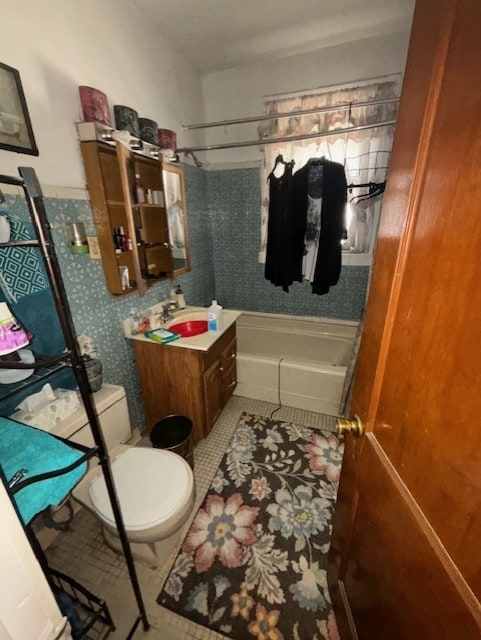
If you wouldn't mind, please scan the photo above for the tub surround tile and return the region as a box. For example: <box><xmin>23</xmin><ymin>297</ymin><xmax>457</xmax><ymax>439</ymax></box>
<box><xmin>206</xmin><ymin>167</ymin><xmax>370</xmax><ymax>321</ymax></box>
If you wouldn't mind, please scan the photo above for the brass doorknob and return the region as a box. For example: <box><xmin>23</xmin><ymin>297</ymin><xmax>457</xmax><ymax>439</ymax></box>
<box><xmin>337</xmin><ymin>414</ymin><xmax>364</xmax><ymax>438</ymax></box>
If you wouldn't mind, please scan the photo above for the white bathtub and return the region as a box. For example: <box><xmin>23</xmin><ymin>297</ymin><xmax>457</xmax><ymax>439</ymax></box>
<box><xmin>234</xmin><ymin>312</ymin><xmax>358</xmax><ymax>416</ymax></box>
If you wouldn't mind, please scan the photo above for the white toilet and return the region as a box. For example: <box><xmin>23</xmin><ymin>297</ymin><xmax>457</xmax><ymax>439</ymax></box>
<box><xmin>53</xmin><ymin>384</ymin><xmax>195</xmax><ymax>566</ymax></box>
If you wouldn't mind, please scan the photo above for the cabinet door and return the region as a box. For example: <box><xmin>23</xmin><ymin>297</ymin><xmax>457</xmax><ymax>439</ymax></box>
<box><xmin>203</xmin><ymin>357</ymin><xmax>224</xmax><ymax>435</ymax></box>
<box><xmin>127</xmin><ymin>151</ymin><xmax>173</xmax><ymax>283</ymax></box>
<box><xmin>223</xmin><ymin>361</ymin><xmax>237</xmax><ymax>402</ymax></box>
<box><xmin>115</xmin><ymin>142</ymin><xmax>148</xmax><ymax>295</ymax></box>
<box><xmin>81</xmin><ymin>139</ymin><xmax>174</xmax><ymax>296</ymax></box>
<box><xmin>80</xmin><ymin>141</ymin><xmax>141</xmax><ymax>295</ymax></box>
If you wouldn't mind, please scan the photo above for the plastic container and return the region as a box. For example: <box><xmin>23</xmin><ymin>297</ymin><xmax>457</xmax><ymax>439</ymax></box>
<box><xmin>129</xmin><ymin>308</ymin><xmax>139</xmax><ymax>335</ymax></box>
<box><xmin>207</xmin><ymin>300</ymin><xmax>223</xmax><ymax>332</ymax></box>
<box><xmin>150</xmin><ymin>415</ymin><xmax>194</xmax><ymax>468</ymax></box>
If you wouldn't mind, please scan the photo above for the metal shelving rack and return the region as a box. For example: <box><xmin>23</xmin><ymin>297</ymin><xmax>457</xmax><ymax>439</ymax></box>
<box><xmin>0</xmin><ymin>167</ymin><xmax>150</xmax><ymax>638</ymax></box>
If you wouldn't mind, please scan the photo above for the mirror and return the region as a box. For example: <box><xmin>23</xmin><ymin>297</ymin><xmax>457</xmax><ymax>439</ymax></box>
<box><xmin>162</xmin><ymin>162</ymin><xmax>190</xmax><ymax>276</ymax></box>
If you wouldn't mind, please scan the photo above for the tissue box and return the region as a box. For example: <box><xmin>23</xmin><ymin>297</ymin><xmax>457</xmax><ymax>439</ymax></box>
<box><xmin>10</xmin><ymin>388</ymin><xmax>80</xmax><ymax>432</ymax></box>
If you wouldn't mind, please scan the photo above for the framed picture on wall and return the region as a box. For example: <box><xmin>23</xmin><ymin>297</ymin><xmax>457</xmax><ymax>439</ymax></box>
<box><xmin>0</xmin><ymin>62</ymin><xmax>38</xmax><ymax>156</ymax></box>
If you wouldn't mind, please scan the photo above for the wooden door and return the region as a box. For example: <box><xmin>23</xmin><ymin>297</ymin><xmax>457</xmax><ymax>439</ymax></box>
<box><xmin>327</xmin><ymin>1</ymin><xmax>481</xmax><ymax>637</ymax></box>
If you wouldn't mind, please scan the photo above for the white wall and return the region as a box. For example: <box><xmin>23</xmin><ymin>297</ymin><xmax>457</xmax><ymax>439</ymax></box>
<box><xmin>0</xmin><ymin>0</ymin><xmax>205</xmax><ymax>188</ymax></box>
<box><xmin>0</xmin><ymin>482</ymin><xmax>67</xmax><ymax>640</ymax></box>
<box><xmin>201</xmin><ymin>31</ymin><xmax>412</xmax><ymax>167</ymax></box>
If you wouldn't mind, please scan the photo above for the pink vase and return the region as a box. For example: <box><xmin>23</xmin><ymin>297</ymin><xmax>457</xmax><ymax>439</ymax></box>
<box><xmin>78</xmin><ymin>86</ymin><xmax>111</xmax><ymax>126</ymax></box>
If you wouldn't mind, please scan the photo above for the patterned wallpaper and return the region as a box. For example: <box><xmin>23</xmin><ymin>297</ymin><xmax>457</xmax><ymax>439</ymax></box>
<box><xmin>0</xmin><ymin>164</ymin><xmax>214</xmax><ymax>430</ymax></box>
<box><xmin>0</xmin><ymin>164</ymin><xmax>369</xmax><ymax>432</ymax></box>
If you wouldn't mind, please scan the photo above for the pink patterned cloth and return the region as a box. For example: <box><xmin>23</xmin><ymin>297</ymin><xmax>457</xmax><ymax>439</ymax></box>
<box><xmin>0</xmin><ymin>302</ymin><xmax>29</xmax><ymax>355</ymax></box>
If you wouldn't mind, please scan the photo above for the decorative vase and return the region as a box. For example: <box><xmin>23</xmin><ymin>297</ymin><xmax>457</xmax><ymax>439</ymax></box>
<box><xmin>114</xmin><ymin>105</ymin><xmax>140</xmax><ymax>137</ymax></box>
<box><xmin>139</xmin><ymin>118</ymin><xmax>158</xmax><ymax>144</ymax></box>
<box><xmin>158</xmin><ymin>128</ymin><xmax>177</xmax><ymax>150</ymax></box>
<box><xmin>78</xmin><ymin>86</ymin><xmax>111</xmax><ymax>126</ymax></box>
<box><xmin>83</xmin><ymin>357</ymin><xmax>103</xmax><ymax>392</ymax></box>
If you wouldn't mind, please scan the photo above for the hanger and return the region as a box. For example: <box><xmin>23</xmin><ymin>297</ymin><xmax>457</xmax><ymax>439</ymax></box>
<box><xmin>349</xmin><ymin>180</ymin><xmax>386</xmax><ymax>204</ymax></box>
<box><xmin>267</xmin><ymin>154</ymin><xmax>294</xmax><ymax>180</ymax></box>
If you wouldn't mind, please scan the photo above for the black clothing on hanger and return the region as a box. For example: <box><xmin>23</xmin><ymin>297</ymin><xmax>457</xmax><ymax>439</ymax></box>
<box><xmin>292</xmin><ymin>157</ymin><xmax>347</xmax><ymax>295</ymax></box>
<box><xmin>264</xmin><ymin>159</ymin><xmax>296</xmax><ymax>292</ymax></box>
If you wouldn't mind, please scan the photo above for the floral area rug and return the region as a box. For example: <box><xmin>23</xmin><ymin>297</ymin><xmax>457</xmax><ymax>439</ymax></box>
<box><xmin>158</xmin><ymin>413</ymin><xmax>343</xmax><ymax>640</ymax></box>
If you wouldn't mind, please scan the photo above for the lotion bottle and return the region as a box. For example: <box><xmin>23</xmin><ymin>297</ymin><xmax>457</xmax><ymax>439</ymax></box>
<box><xmin>176</xmin><ymin>285</ymin><xmax>186</xmax><ymax>309</ymax></box>
<box><xmin>208</xmin><ymin>300</ymin><xmax>223</xmax><ymax>332</ymax></box>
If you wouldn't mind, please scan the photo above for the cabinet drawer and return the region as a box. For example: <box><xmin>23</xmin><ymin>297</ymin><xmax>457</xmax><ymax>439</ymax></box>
<box><xmin>220</xmin><ymin>337</ymin><xmax>236</xmax><ymax>373</ymax></box>
<box><xmin>219</xmin><ymin>338</ymin><xmax>237</xmax><ymax>380</ymax></box>
<box><xmin>203</xmin><ymin>324</ymin><xmax>236</xmax><ymax>370</ymax></box>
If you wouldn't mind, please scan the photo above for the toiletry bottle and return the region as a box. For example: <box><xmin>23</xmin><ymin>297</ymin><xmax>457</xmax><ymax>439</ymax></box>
<box><xmin>176</xmin><ymin>285</ymin><xmax>186</xmax><ymax>309</ymax></box>
<box><xmin>138</xmin><ymin>310</ymin><xmax>151</xmax><ymax>333</ymax></box>
<box><xmin>208</xmin><ymin>300</ymin><xmax>223</xmax><ymax>332</ymax></box>
<box><xmin>169</xmin><ymin>287</ymin><xmax>177</xmax><ymax>305</ymax></box>
<box><xmin>129</xmin><ymin>308</ymin><xmax>140</xmax><ymax>335</ymax></box>
<box><xmin>134</xmin><ymin>173</ymin><xmax>145</xmax><ymax>204</ymax></box>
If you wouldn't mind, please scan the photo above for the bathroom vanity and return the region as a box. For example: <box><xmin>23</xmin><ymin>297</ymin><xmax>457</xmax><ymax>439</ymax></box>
<box><xmin>125</xmin><ymin>307</ymin><xmax>241</xmax><ymax>441</ymax></box>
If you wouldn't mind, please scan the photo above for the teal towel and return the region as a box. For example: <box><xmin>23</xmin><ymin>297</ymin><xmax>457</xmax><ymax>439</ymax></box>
<box><xmin>0</xmin><ymin>417</ymin><xmax>87</xmax><ymax>524</ymax></box>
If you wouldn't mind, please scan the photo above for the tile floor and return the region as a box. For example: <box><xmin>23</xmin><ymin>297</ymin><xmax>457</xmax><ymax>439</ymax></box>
<box><xmin>45</xmin><ymin>396</ymin><xmax>337</xmax><ymax>639</ymax></box>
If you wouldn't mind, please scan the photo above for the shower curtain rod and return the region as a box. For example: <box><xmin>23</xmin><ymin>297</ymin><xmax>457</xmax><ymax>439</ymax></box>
<box><xmin>175</xmin><ymin>119</ymin><xmax>397</xmax><ymax>154</ymax></box>
<box><xmin>182</xmin><ymin>97</ymin><xmax>399</xmax><ymax>131</ymax></box>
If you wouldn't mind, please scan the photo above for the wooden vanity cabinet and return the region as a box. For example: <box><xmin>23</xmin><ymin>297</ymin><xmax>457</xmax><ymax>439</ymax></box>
<box><xmin>133</xmin><ymin>324</ymin><xmax>237</xmax><ymax>442</ymax></box>
<box><xmin>80</xmin><ymin>140</ymin><xmax>172</xmax><ymax>296</ymax></box>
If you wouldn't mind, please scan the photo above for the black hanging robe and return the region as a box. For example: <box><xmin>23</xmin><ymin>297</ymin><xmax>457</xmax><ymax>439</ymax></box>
<box><xmin>292</xmin><ymin>158</ymin><xmax>347</xmax><ymax>295</ymax></box>
<box><xmin>264</xmin><ymin>160</ymin><xmax>296</xmax><ymax>292</ymax></box>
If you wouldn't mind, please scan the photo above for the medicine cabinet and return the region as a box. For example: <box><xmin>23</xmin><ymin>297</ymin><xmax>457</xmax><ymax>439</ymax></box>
<box><xmin>79</xmin><ymin>136</ymin><xmax>190</xmax><ymax>296</ymax></box>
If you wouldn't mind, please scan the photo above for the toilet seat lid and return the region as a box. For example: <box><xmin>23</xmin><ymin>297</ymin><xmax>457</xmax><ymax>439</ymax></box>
<box><xmin>88</xmin><ymin>447</ymin><xmax>193</xmax><ymax>531</ymax></box>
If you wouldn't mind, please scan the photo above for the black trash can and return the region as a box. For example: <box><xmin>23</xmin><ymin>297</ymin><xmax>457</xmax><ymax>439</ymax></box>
<box><xmin>149</xmin><ymin>415</ymin><xmax>194</xmax><ymax>468</ymax></box>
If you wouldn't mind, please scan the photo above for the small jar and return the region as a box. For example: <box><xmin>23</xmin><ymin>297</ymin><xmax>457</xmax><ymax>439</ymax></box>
<box><xmin>138</xmin><ymin>310</ymin><xmax>152</xmax><ymax>333</ymax></box>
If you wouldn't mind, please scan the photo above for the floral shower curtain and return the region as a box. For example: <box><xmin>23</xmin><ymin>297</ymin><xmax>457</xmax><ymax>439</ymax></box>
<box><xmin>258</xmin><ymin>76</ymin><xmax>401</xmax><ymax>262</ymax></box>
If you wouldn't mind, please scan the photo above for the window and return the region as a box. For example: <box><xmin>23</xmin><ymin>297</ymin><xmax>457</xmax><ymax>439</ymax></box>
<box><xmin>259</xmin><ymin>75</ymin><xmax>401</xmax><ymax>265</ymax></box>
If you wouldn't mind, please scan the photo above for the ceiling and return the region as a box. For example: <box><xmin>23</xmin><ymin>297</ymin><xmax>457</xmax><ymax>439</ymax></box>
<box><xmin>131</xmin><ymin>0</ymin><xmax>415</xmax><ymax>75</ymax></box>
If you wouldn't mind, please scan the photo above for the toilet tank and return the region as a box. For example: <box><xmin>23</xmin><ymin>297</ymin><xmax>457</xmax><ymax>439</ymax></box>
<box><xmin>50</xmin><ymin>383</ymin><xmax>132</xmax><ymax>453</ymax></box>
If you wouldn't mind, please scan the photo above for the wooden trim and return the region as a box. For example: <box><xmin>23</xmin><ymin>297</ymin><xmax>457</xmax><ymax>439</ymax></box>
<box><xmin>365</xmin><ymin>2</ymin><xmax>457</xmax><ymax>430</ymax></box>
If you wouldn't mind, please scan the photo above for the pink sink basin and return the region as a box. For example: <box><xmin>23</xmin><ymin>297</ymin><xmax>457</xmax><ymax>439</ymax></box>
<box><xmin>169</xmin><ymin>320</ymin><xmax>208</xmax><ymax>337</ymax></box>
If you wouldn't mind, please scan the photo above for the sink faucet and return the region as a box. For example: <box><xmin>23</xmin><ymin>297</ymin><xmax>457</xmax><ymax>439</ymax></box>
<box><xmin>161</xmin><ymin>302</ymin><xmax>178</xmax><ymax>323</ymax></box>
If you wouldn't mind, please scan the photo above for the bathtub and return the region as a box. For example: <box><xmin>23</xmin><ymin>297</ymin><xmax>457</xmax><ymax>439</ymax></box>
<box><xmin>234</xmin><ymin>312</ymin><xmax>358</xmax><ymax>416</ymax></box>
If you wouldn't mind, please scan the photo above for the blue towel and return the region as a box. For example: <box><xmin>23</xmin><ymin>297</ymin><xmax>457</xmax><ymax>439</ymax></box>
<box><xmin>0</xmin><ymin>417</ymin><xmax>87</xmax><ymax>524</ymax></box>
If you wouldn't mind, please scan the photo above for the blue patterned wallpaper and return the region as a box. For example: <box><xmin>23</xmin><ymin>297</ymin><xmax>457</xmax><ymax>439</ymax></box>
<box><xmin>0</xmin><ymin>163</ymin><xmax>368</xmax><ymax>432</ymax></box>
<box><xmin>206</xmin><ymin>168</ymin><xmax>369</xmax><ymax>320</ymax></box>
<box><xmin>0</xmin><ymin>164</ymin><xmax>214</xmax><ymax>430</ymax></box>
